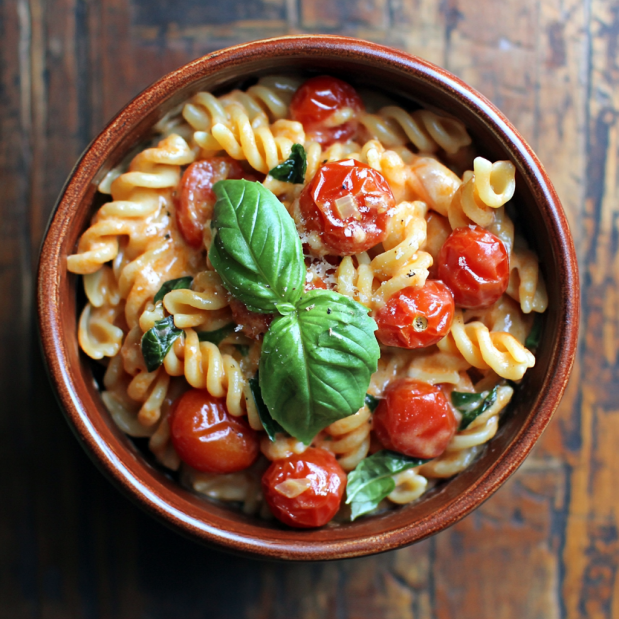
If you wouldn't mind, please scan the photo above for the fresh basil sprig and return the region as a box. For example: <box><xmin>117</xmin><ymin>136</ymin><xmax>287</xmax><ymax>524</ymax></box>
<box><xmin>153</xmin><ymin>276</ymin><xmax>193</xmax><ymax>304</ymax></box>
<box><xmin>525</xmin><ymin>314</ymin><xmax>542</xmax><ymax>349</ymax></box>
<box><xmin>209</xmin><ymin>180</ymin><xmax>304</xmax><ymax>314</ymax></box>
<box><xmin>249</xmin><ymin>372</ymin><xmax>284</xmax><ymax>441</ymax></box>
<box><xmin>346</xmin><ymin>451</ymin><xmax>430</xmax><ymax>520</ymax></box>
<box><xmin>197</xmin><ymin>323</ymin><xmax>236</xmax><ymax>345</ymax></box>
<box><xmin>141</xmin><ymin>316</ymin><xmax>182</xmax><ymax>372</ymax></box>
<box><xmin>259</xmin><ymin>290</ymin><xmax>379</xmax><ymax>444</ymax></box>
<box><xmin>268</xmin><ymin>143</ymin><xmax>307</xmax><ymax>184</ymax></box>
<box><xmin>451</xmin><ymin>386</ymin><xmax>499</xmax><ymax>430</ymax></box>
<box><xmin>209</xmin><ymin>179</ymin><xmax>380</xmax><ymax>445</ymax></box>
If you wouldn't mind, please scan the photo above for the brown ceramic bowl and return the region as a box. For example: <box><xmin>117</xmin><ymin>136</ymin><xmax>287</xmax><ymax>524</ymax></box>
<box><xmin>37</xmin><ymin>35</ymin><xmax>579</xmax><ymax>560</ymax></box>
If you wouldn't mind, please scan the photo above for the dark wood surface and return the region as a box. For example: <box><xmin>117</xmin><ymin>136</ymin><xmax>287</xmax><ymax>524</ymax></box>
<box><xmin>0</xmin><ymin>0</ymin><xmax>615</xmax><ymax>617</ymax></box>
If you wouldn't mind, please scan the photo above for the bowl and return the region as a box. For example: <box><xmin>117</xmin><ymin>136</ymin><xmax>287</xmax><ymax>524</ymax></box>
<box><xmin>37</xmin><ymin>35</ymin><xmax>579</xmax><ymax>560</ymax></box>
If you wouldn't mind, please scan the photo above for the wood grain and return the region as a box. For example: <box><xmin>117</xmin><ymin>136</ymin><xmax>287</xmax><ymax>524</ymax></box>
<box><xmin>0</xmin><ymin>0</ymin><xmax>614</xmax><ymax>616</ymax></box>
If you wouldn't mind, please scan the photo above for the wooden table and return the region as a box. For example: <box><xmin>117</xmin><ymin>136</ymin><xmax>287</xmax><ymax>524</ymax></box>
<box><xmin>1</xmin><ymin>0</ymin><xmax>616</xmax><ymax>616</ymax></box>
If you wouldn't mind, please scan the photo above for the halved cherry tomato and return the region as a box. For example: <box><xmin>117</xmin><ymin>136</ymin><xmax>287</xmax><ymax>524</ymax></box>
<box><xmin>437</xmin><ymin>225</ymin><xmax>509</xmax><ymax>309</ymax></box>
<box><xmin>290</xmin><ymin>76</ymin><xmax>365</xmax><ymax>146</ymax></box>
<box><xmin>169</xmin><ymin>389</ymin><xmax>259</xmax><ymax>473</ymax></box>
<box><xmin>375</xmin><ymin>281</ymin><xmax>455</xmax><ymax>349</ymax></box>
<box><xmin>373</xmin><ymin>379</ymin><xmax>457</xmax><ymax>459</ymax></box>
<box><xmin>229</xmin><ymin>298</ymin><xmax>273</xmax><ymax>340</ymax></box>
<box><xmin>262</xmin><ymin>448</ymin><xmax>346</xmax><ymax>528</ymax></box>
<box><xmin>176</xmin><ymin>158</ymin><xmax>259</xmax><ymax>248</ymax></box>
<box><xmin>298</xmin><ymin>159</ymin><xmax>395</xmax><ymax>255</ymax></box>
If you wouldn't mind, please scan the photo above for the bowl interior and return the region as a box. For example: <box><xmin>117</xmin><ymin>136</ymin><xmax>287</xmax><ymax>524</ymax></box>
<box><xmin>40</xmin><ymin>36</ymin><xmax>578</xmax><ymax>560</ymax></box>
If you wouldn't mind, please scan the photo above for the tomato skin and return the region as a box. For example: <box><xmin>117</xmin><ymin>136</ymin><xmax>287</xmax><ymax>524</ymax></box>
<box><xmin>290</xmin><ymin>76</ymin><xmax>365</xmax><ymax>146</ymax></box>
<box><xmin>437</xmin><ymin>226</ymin><xmax>510</xmax><ymax>309</ymax></box>
<box><xmin>229</xmin><ymin>299</ymin><xmax>273</xmax><ymax>340</ymax></box>
<box><xmin>373</xmin><ymin>379</ymin><xmax>457</xmax><ymax>459</ymax></box>
<box><xmin>375</xmin><ymin>281</ymin><xmax>455</xmax><ymax>349</ymax></box>
<box><xmin>169</xmin><ymin>389</ymin><xmax>259</xmax><ymax>473</ymax></box>
<box><xmin>298</xmin><ymin>159</ymin><xmax>395</xmax><ymax>255</ymax></box>
<box><xmin>262</xmin><ymin>448</ymin><xmax>346</xmax><ymax>528</ymax></box>
<box><xmin>176</xmin><ymin>158</ymin><xmax>258</xmax><ymax>248</ymax></box>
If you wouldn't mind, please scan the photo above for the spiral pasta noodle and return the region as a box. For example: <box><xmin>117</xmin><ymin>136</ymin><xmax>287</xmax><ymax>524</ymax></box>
<box><xmin>360</xmin><ymin>107</ymin><xmax>472</xmax><ymax>154</ymax></box>
<box><xmin>420</xmin><ymin>384</ymin><xmax>514</xmax><ymax>478</ymax></box>
<box><xmin>507</xmin><ymin>240</ymin><xmax>549</xmax><ymax>314</ymax></box>
<box><xmin>163</xmin><ymin>328</ymin><xmax>246</xmax><ymax>417</ymax></box>
<box><xmin>316</xmin><ymin>405</ymin><xmax>372</xmax><ymax>471</ymax></box>
<box><xmin>439</xmin><ymin>310</ymin><xmax>536</xmax><ymax>380</ymax></box>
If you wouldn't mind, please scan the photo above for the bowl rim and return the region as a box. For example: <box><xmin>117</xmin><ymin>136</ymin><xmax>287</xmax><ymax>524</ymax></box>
<box><xmin>37</xmin><ymin>34</ymin><xmax>580</xmax><ymax>561</ymax></box>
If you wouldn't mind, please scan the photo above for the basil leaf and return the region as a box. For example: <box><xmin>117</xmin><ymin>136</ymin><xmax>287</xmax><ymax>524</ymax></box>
<box><xmin>346</xmin><ymin>450</ymin><xmax>429</xmax><ymax>521</ymax></box>
<box><xmin>209</xmin><ymin>180</ymin><xmax>304</xmax><ymax>314</ymax></box>
<box><xmin>249</xmin><ymin>372</ymin><xmax>284</xmax><ymax>441</ymax></box>
<box><xmin>141</xmin><ymin>316</ymin><xmax>182</xmax><ymax>372</ymax></box>
<box><xmin>268</xmin><ymin>143</ymin><xmax>307</xmax><ymax>184</ymax></box>
<box><xmin>365</xmin><ymin>393</ymin><xmax>380</xmax><ymax>412</ymax></box>
<box><xmin>525</xmin><ymin>314</ymin><xmax>542</xmax><ymax>349</ymax></box>
<box><xmin>153</xmin><ymin>276</ymin><xmax>193</xmax><ymax>304</ymax></box>
<box><xmin>451</xmin><ymin>385</ymin><xmax>499</xmax><ymax>430</ymax></box>
<box><xmin>197</xmin><ymin>323</ymin><xmax>236</xmax><ymax>345</ymax></box>
<box><xmin>259</xmin><ymin>290</ymin><xmax>380</xmax><ymax>444</ymax></box>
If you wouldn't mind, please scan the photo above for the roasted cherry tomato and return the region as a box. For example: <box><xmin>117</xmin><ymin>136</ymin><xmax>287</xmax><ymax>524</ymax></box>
<box><xmin>229</xmin><ymin>298</ymin><xmax>273</xmax><ymax>340</ymax></box>
<box><xmin>176</xmin><ymin>158</ymin><xmax>258</xmax><ymax>248</ymax></box>
<box><xmin>298</xmin><ymin>159</ymin><xmax>395</xmax><ymax>255</ymax></box>
<box><xmin>290</xmin><ymin>76</ymin><xmax>365</xmax><ymax>146</ymax></box>
<box><xmin>262</xmin><ymin>448</ymin><xmax>346</xmax><ymax>528</ymax></box>
<box><xmin>169</xmin><ymin>389</ymin><xmax>259</xmax><ymax>473</ymax></box>
<box><xmin>373</xmin><ymin>379</ymin><xmax>457</xmax><ymax>459</ymax></box>
<box><xmin>375</xmin><ymin>281</ymin><xmax>455</xmax><ymax>349</ymax></box>
<box><xmin>437</xmin><ymin>225</ymin><xmax>510</xmax><ymax>309</ymax></box>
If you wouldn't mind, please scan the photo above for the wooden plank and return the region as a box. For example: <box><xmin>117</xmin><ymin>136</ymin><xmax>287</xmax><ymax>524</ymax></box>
<box><xmin>0</xmin><ymin>0</ymin><xmax>40</xmax><ymax>616</ymax></box>
<box><xmin>434</xmin><ymin>458</ymin><xmax>566</xmax><ymax>618</ymax></box>
<box><xmin>388</xmin><ymin>0</ymin><xmax>447</xmax><ymax>66</ymax></box>
<box><xmin>560</xmin><ymin>1</ymin><xmax>619</xmax><ymax>615</ymax></box>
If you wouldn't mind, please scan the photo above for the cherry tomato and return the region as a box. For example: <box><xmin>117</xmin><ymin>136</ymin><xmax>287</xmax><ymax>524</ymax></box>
<box><xmin>375</xmin><ymin>281</ymin><xmax>455</xmax><ymax>349</ymax></box>
<box><xmin>298</xmin><ymin>159</ymin><xmax>395</xmax><ymax>255</ymax></box>
<box><xmin>262</xmin><ymin>448</ymin><xmax>346</xmax><ymax>528</ymax></box>
<box><xmin>373</xmin><ymin>379</ymin><xmax>457</xmax><ymax>459</ymax></box>
<box><xmin>169</xmin><ymin>389</ymin><xmax>259</xmax><ymax>473</ymax></box>
<box><xmin>437</xmin><ymin>226</ymin><xmax>510</xmax><ymax>309</ymax></box>
<box><xmin>229</xmin><ymin>298</ymin><xmax>273</xmax><ymax>340</ymax></box>
<box><xmin>290</xmin><ymin>76</ymin><xmax>365</xmax><ymax>146</ymax></box>
<box><xmin>176</xmin><ymin>158</ymin><xmax>259</xmax><ymax>248</ymax></box>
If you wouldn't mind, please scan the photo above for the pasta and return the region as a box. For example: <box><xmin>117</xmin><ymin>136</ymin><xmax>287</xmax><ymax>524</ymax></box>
<box><xmin>68</xmin><ymin>74</ymin><xmax>546</xmax><ymax>527</ymax></box>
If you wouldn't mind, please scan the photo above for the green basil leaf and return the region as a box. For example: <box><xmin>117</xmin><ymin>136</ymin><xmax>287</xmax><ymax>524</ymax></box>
<box><xmin>365</xmin><ymin>393</ymin><xmax>381</xmax><ymax>412</ymax></box>
<box><xmin>451</xmin><ymin>385</ymin><xmax>499</xmax><ymax>430</ymax></box>
<box><xmin>249</xmin><ymin>372</ymin><xmax>285</xmax><ymax>441</ymax></box>
<box><xmin>141</xmin><ymin>316</ymin><xmax>182</xmax><ymax>372</ymax></box>
<box><xmin>209</xmin><ymin>179</ymin><xmax>304</xmax><ymax>314</ymax></box>
<box><xmin>268</xmin><ymin>143</ymin><xmax>307</xmax><ymax>184</ymax></box>
<box><xmin>259</xmin><ymin>290</ymin><xmax>380</xmax><ymax>445</ymax></box>
<box><xmin>525</xmin><ymin>314</ymin><xmax>542</xmax><ymax>349</ymax></box>
<box><xmin>153</xmin><ymin>276</ymin><xmax>193</xmax><ymax>304</ymax></box>
<box><xmin>197</xmin><ymin>323</ymin><xmax>236</xmax><ymax>346</ymax></box>
<box><xmin>346</xmin><ymin>450</ymin><xmax>429</xmax><ymax>520</ymax></box>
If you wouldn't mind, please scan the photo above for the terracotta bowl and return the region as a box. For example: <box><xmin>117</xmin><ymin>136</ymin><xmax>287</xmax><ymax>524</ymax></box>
<box><xmin>37</xmin><ymin>35</ymin><xmax>579</xmax><ymax>560</ymax></box>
